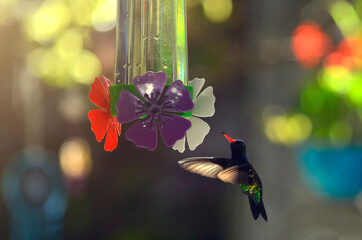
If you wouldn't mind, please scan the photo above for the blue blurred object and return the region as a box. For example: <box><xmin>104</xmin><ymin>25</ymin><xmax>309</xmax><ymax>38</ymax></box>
<box><xmin>298</xmin><ymin>144</ymin><xmax>362</xmax><ymax>198</ymax></box>
<box><xmin>2</xmin><ymin>146</ymin><xmax>68</xmax><ymax>240</ymax></box>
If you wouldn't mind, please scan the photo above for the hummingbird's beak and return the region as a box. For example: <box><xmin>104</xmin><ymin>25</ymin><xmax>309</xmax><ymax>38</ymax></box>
<box><xmin>221</xmin><ymin>132</ymin><xmax>236</xmax><ymax>143</ymax></box>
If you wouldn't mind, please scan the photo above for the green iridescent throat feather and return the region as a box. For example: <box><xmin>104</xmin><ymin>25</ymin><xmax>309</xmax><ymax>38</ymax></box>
<box><xmin>238</xmin><ymin>184</ymin><xmax>261</xmax><ymax>204</ymax></box>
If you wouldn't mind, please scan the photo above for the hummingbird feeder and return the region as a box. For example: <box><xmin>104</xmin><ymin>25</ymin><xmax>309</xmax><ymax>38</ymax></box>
<box><xmin>89</xmin><ymin>0</ymin><xmax>216</xmax><ymax>151</ymax></box>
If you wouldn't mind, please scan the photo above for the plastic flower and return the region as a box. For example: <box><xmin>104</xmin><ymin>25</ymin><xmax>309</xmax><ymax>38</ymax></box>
<box><xmin>173</xmin><ymin>78</ymin><xmax>215</xmax><ymax>153</ymax></box>
<box><xmin>88</xmin><ymin>76</ymin><xmax>121</xmax><ymax>152</ymax></box>
<box><xmin>116</xmin><ymin>72</ymin><xmax>194</xmax><ymax>151</ymax></box>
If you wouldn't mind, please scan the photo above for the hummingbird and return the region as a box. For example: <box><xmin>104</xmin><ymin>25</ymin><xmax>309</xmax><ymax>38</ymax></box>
<box><xmin>178</xmin><ymin>132</ymin><xmax>267</xmax><ymax>221</ymax></box>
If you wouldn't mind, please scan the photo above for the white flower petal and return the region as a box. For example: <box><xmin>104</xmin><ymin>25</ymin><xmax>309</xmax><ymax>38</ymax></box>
<box><xmin>172</xmin><ymin>136</ymin><xmax>186</xmax><ymax>153</ymax></box>
<box><xmin>193</xmin><ymin>86</ymin><xmax>216</xmax><ymax>117</ymax></box>
<box><xmin>186</xmin><ymin>116</ymin><xmax>210</xmax><ymax>151</ymax></box>
<box><xmin>189</xmin><ymin>78</ymin><xmax>205</xmax><ymax>101</ymax></box>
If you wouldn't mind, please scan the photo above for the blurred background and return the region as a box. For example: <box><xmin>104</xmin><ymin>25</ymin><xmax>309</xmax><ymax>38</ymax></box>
<box><xmin>1</xmin><ymin>0</ymin><xmax>362</xmax><ymax>239</ymax></box>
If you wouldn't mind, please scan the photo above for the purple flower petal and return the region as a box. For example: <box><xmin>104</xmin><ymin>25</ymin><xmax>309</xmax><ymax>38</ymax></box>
<box><xmin>161</xmin><ymin>80</ymin><xmax>194</xmax><ymax>112</ymax></box>
<box><xmin>133</xmin><ymin>72</ymin><xmax>166</xmax><ymax>103</ymax></box>
<box><xmin>125</xmin><ymin>117</ymin><xmax>158</xmax><ymax>151</ymax></box>
<box><xmin>117</xmin><ymin>90</ymin><xmax>147</xmax><ymax>124</ymax></box>
<box><xmin>118</xmin><ymin>72</ymin><xmax>195</xmax><ymax>151</ymax></box>
<box><xmin>158</xmin><ymin>113</ymin><xmax>191</xmax><ymax>147</ymax></box>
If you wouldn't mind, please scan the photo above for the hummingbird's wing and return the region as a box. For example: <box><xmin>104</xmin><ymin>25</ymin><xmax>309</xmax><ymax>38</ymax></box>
<box><xmin>217</xmin><ymin>164</ymin><xmax>253</xmax><ymax>185</ymax></box>
<box><xmin>178</xmin><ymin>157</ymin><xmax>231</xmax><ymax>179</ymax></box>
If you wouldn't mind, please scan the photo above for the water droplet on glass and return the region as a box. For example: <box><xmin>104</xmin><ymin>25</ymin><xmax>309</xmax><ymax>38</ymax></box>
<box><xmin>154</xmin><ymin>34</ymin><xmax>160</xmax><ymax>40</ymax></box>
<box><xmin>163</xmin><ymin>63</ymin><xmax>167</xmax><ymax>69</ymax></box>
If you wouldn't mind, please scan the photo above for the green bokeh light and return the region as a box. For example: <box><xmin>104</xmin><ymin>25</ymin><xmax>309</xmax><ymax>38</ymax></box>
<box><xmin>319</xmin><ymin>66</ymin><xmax>356</xmax><ymax>94</ymax></box>
<box><xmin>202</xmin><ymin>0</ymin><xmax>233</xmax><ymax>23</ymax></box>
<box><xmin>347</xmin><ymin>77</ymin><xmax>362</xmax><ymax>105</ymax></box>
<box><xmin>330</xmin><ymin>0</ymin><xmax>361</xmax><ymax>37</ymax></box>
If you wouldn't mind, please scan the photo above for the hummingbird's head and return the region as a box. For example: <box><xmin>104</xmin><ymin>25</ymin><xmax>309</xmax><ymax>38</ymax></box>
<box><xmin>221</xmin><ymin>132</ymin><xmax>246</xmax><ymax>155</ymax></box>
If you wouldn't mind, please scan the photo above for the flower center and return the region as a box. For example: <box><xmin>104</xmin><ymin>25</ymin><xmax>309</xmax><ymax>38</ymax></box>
<box><xmin>149</xmin><ymin>105</ymin><xmax>161</xmax><ymax>116</ymax></box>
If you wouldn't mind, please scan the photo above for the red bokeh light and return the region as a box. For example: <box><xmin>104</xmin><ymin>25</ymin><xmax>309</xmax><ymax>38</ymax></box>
<box><xmin>324</xmin><ymin>37</ymin><xmax>362</xmax><ymax>69</ymax></box>
<box><xmin>291</xmin><ymin>21</ymin><xmax>332</xmax><ymax>68</ymax></box>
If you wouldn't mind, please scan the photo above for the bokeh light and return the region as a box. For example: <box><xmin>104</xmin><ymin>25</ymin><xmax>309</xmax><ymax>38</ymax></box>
<box><xmin>24</xmin><ymin>0</ymin><xmax>71</xmax><ymax>44</ymax></box>
<box><xmin>288</xmin><ymin>2</ymin><xmax>362</xmax><ymax>148</ymax></box>
<box><xmin>265</xmin><ymin>113</ymin><xmax>312</xmax><ymax>145</ymax></box>
<box><xmin>319</xmin><ymin>66</ymin><xmax>355</xmax><ymax>94</ymax></box>
<box><xmin>265</xmin><ymin>115</ymin><xmax>288</xmax><ymax>144</ymax></box>
<box><xmin>329</xmin><ymin>0</ymin><xmax>361</xmax><ymax>37</ymax></box>
<box><xmin>39</xmin><ymin>47</ymin><xmax>70</xmax><ymax>86</ymax></box>
<box><xmin>324</xmin><ymin>38</ymin><xmax>362</xmax><ymax>69</ymax></box>
<box><xmin>55</xmin><ymin>28</ymin><xmax>84</xmax><ymax>57</ymax></box>
<box><xmin>1</xmin><ymin>146</ymin><xmax>68</xmax><ymax>238</ymax></box>
<box><xmin>67</xmin><ymin>0</ymin><xmax>93</xmax><ymax>27</ymax></box>
<box><xmin>69</xmin><ymin>50</ymin><xmax>102</xmax><ymax>85</ymax></box>
<box><xmin>59</xmin><ymin>138</ymin><xmax>92</xmax><ymax>181</ymax></box>
<box><xmin>27</xmin><ymin>46</ymin><xmax>101</xmax><ymax>87</ymax></box>
<box><xmin>202</xmin><ymin>0</ymin><xmax>233</xmax><ymax>23</ymax></box>
<box><xmin>58</xmin><ymin>89</ymin><xmax>88</xmax><ymax>124</ymax></box>
<box><xmin>291</xmin><ymin>21</ymin><xmax>332</xmax><ymax>68</ymax></box>
<box><xmin>91</xmin><ymin>1</ymin><xmax>117</xmax><ymax>32</ymax></box>
<box><xmin>347</xmin><ymin>78</ymin><xmax>362</xmax><ymax>105</ymax></box>
<box><xmin>298</xmin><ymin>145</ymin><xmax>362</xmax><ymax>198</ymax></box>
<box><xmin>20</xmin><ymin>0</ymin><xmax>117</xmax><ymax>88</ymax></box>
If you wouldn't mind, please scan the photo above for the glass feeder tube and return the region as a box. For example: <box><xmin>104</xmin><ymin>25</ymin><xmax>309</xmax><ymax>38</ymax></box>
<box><xmin>114</xmin><ymin>0</ymin><xmax>189</xmax><ymax>85</ymax></box>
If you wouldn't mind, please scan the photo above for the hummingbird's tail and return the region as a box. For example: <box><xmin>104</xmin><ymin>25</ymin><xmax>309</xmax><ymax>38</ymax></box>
<box><xmin>260</xmin><ymin>200</ymin><xmax>268</xmax><ymax>221</ymax></box>
<box><xmin>248</xmin><ymin>196</ymin><xmax>268</xmax><ymax>221</ymax></box>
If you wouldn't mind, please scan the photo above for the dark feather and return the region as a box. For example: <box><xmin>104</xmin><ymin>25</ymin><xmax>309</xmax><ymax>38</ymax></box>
<box><xmin>178</xmin><ymin>157</ymin><xmax>231</xmax><ymax>179</ymax></box>
<box><xmin>248</xmin><ymin>196</ymin><xmax>260</xmax><ymax>220</ymax></box>
<box><xmin>248</xmin><ymin>196</ymin><xmax>268</xmax><ymax>221</ymax></box>
<box><xmin>260</xmin><ymin>200</ymin><xmax>268</xmax><ymax>221</ymax></box>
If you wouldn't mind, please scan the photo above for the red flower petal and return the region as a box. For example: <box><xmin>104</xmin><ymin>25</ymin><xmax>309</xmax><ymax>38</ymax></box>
<box><xmin>88</xmin><ymin>109</ymin><xmax>109</xmax><ymax>142</ymax></box>
<box><xmin>89</xmin><ymin>76</ymin><xmax>112</xmax><ymax>110</ymax></box>
<box><xmin>104</xmin><ymin>118</ymin><xmax>120</xmax><ymax>152</ymax></box>
<box><xmin>112</xmin><ymin>117</ymin><xmax>122</xmax><ymax>136</ymax></box>
<box><xmin>89</xmin><ymin>76</ymin><xmax>122</xmax><ymax>152</ymax></box>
